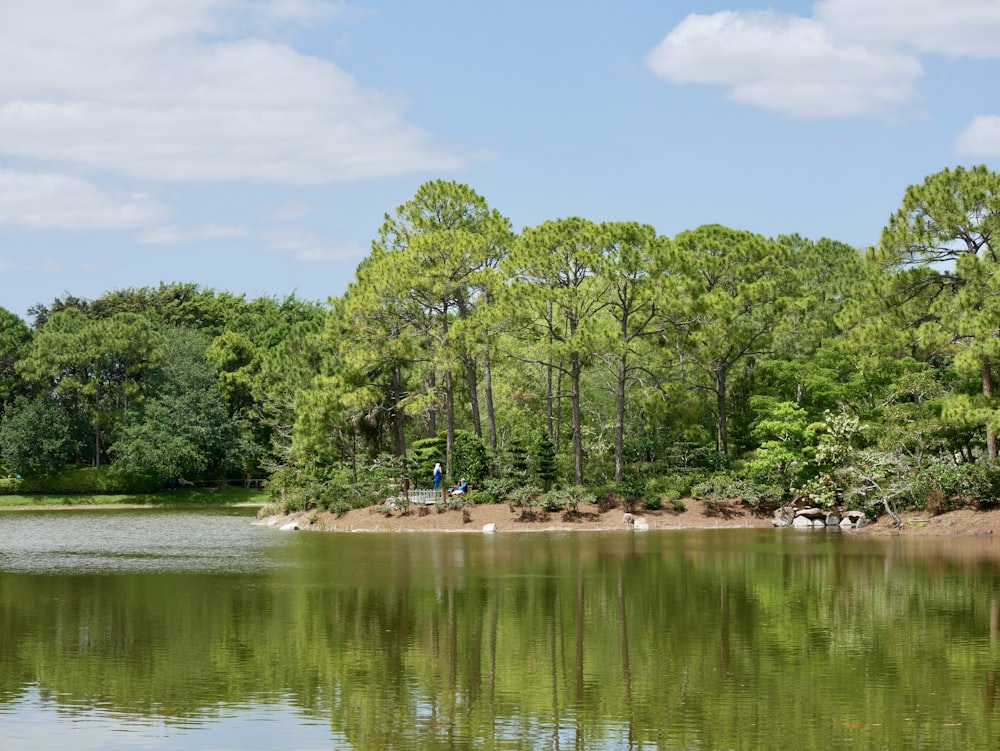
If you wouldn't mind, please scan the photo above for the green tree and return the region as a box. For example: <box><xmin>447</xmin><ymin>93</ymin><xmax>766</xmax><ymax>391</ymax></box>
<box><xmin>451</xmin><ymin>429</ymin><xmax>490</xmax><ymax>486</ymax></box>
<box><xmin>532</xmin><ymin>432</ymin><xmax>558</xmax><ymax>491</ymax></box>
<box><xmin>0</xmin><ymin>308</ymin><xmax>32</xmax><ymax>411</ymax></box>
<box><xmin>111</xmin><ymin>328</ymin><xmax>252</xmax><ymax>479</ymax></box>
<box><xmin>16</xmin><ymin>310</ymin><xmax>165</xmax><ymax>466</ymax></box>
<box><xmin>0</xmin><ymin>395</ymin><xmax>80</xmax><ymax>475</ymax></box>
<box><xmin>595</xmin><ymin>221</ymin><xmax>671</xmax><ymax>482</ymax></box>
<box><xmin>502</xmin><ymin>217</ymin><xmax>610</xmax><ymax>484</ymax></box>
<box><xmin>370</xmin><ymin>180</ymin><xmax>512</xmax><ymax>472</ymax></box>
<box><xmin>669</xmin><ymin>225</ymin><xmax>797</xmax><ymax>457</ymax></box>
<box><xmin>880</xmin><ymin>165</ymin><xmax>1000</xmax><ymax>462</ymax></box>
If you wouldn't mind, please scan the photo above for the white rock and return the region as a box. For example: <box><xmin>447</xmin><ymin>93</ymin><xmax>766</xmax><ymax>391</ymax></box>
<box><xmin>279</xmin><ymin>521</ymin><xmax>300</xmax><ymax>531</ymax></box>
<box><xmin>792</xmin><ymin>516</ymin><xmax>815</xmax><ymax>528</ymax></box>
<box><xmin>482</xmin><ymin>523</ymin><xmax>497</xmax><ymax>534</ymax></box>
<box><xmin>633</xmin><ymin>517</ymin><xmax>649</xmax><ymax>531</ymax></box>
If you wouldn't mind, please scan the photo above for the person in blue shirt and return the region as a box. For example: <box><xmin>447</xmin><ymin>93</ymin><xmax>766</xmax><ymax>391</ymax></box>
<box><xmin>432</xmin><ymin>462</ymin><xmax>442</xmax><ymax>490</ymax></box>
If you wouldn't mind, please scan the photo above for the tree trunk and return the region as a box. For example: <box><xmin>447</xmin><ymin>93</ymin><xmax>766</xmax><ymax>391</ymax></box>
<box><xmin>464</xmin><ymin>354</ymin><xmax>482</xmax><ymax>438</ymax></box>
<box><xmin>482</xmin><ymin>332</ymin><xmax>498</xmax><ymax>458</ymax></box>
<box><xmin>983</xmin><ymin>358</ymin><xmax>997</xmax><ymax>463</ymax></box>
<box><xmin>570</xmin><ymin>351</ymin><xmax>583</xmax><ymax>485</ymax></box>
<box><xmin>392</xmin><ymin>364</ymin><xmax>406</xmax><ymax>457</ymax></box>
<box><xmin>445</xmin><ymin>369</ymin><xmax>455</xmax><ymax>478</ymax></box>
<box><xmin>715</xmin><ymin>363</ymin><xmax>728</xmax><ymax>456</ymax></box>
<box><xmin>615</xmin><ymin>352</ymin><xmax>627</xmax><ymax>484</ymax></box>
<box><xmin>427</xmin><ymin>371</ymin><xmax>437</xmax><ymax>437</ymax></box>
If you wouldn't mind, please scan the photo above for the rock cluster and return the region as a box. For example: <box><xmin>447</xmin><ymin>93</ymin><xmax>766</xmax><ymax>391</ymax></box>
<box><xmin>772</xmin><ymin>506</ymin><xmax>867</xmax><ymax>529</ymax></box>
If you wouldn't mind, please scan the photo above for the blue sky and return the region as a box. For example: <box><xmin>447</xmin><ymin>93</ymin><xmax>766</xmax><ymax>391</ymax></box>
<box><xmin>1</xmin><ymin>0</ymin><xmax>998</xmax><ymax>321</ymax></box>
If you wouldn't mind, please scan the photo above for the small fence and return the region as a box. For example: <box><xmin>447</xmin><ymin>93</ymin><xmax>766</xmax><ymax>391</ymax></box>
<box><xmin>404</xmin><ymin>489</ymin><xmax>442</xmax><ymax>506</ymax></box>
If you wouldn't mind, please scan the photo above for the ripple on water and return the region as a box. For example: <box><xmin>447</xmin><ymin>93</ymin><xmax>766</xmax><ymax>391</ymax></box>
<box><xmin>0</xmin><ymin>508</ymin><xmax>280</xmax><ymax>574</ymax></box>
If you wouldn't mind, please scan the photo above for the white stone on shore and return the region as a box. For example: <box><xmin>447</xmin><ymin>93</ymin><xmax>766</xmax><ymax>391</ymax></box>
<box><xmin>482</xmin><ymin>523</ymin><xmax>497</xmax><ymax>534</ymax></box>
<box><xmin>279</xmin><ymin>521</ymin><xmax>300</xmax><ymax>531</ymax></box>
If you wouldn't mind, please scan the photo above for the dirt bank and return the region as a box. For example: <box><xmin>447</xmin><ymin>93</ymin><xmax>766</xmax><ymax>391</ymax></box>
<box><xmin>261</xmin><ymin>497</ymin><xmax>774</xmax><ymax>533</ymax></box>
<box><xmin>259</xmin><ymin>497</ymin><xmax>1000</xmax><ymax>537</ymax></box>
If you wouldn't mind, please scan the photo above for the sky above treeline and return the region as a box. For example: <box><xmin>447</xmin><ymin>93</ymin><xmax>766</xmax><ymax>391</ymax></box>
<box><xmin>2</xmin><ymin>0</ymin><xmax>998</xmax><ymax>320</ymax></box>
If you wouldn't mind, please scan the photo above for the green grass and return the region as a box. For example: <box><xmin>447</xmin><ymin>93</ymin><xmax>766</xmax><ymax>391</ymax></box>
<box><xmin>0</xmin><ymin>487</ymin><xmax>266</xmax><ymax>508</ymax></box>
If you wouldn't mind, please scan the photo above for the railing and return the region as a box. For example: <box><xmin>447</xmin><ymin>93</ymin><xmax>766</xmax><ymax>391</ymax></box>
<box><xmin>404</xmin><ymin>489</ymin><xmax>442</xmax><ymax>506</ymax></box>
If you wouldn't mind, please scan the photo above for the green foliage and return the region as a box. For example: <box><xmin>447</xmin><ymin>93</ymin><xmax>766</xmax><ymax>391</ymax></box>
<box><xmin>411</xmin><ymin>436</ymin><xmax>445</xmax><ymax>487</ymax></box>
<box><xmin>451</xmin><ymin>430</ymin><xmax>490</xmax><ymax>485</ymax></box>
<box><xmin>111</xmin><ymin>327</ymin><xmax>254</xmax><ymax>480</ymax></box>
<box><xmin>644</xmin><ymin>474</ymin><xmax>695</xmax><ymax>502</ymax></box>
<box><xmin>744</xmin><ymin>398</ymin><xmax>815</xmax><ymax>490</ymax></box>
<box><xmin>477</xmin><ymin>477</ymin><xmax>519</xmax><ymax>504</ymax></box>
<box><xmin>0</xmin><ymin>396</ymin><xmax>80</xmax><ymax>475</ymax></box>
<box><xmin>795</xmin><ymin>474</ymin><xmax>840</xmax><ymax>509</ymax></box>
<box><xmin>11</xmin><ymin>466</ymin><xmax>161</xmax><ymax>494</ymax></box>
<box><xmin>903</xmin><ymin>460</ymin><xmax>1000</xmax><ymax>511</ymax></box>
<box><xmin>264</xmin><ymin>465</ymin><xmax>368</xmax><ymax>515</ymax></box>
<box><xmin>505</xmin><ymin>436</ymin><xmax>529</xmax><ymax>481</ymax></box>
<box><xmin>507</xmin><ymin>484</ymin><xmax>543</xmax><ymax>516</ymax></box>
<box><xmin>690</xmin><ymin>473</ymin><xmax>780</xmax><ymax>509</ymax></box>
<box><xmin>532</xmin><ymin>433</ymin><xmax>557</xmax><ymax>491</ymax></box>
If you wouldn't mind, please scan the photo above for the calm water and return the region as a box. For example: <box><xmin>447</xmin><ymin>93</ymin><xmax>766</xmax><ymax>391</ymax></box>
<box><xmin>1</xmin><ymin>508</ymin><xmax>999</xmax><ymax>750</ymax></box>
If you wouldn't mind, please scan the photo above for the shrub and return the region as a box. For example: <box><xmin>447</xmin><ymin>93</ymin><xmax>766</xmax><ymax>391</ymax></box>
<box><xmin>452</xmin><ymin>430</ymin><xmax>491</xmax><ymax>485</ymax></box>
<box><xmin>508</xmin><ymin>485</ymin><xmax>543</xmax><ymax>518</ymax></box>
<box><xmin>13</xmin><ymin>466</ymin><xmax>161</xmax><ymax>495</ymax></box>
<box><xmin>690</xmin><ymin>473</ymin><xmax>780</xmax><ymax>509</ymax></box>
<box><xmin>478</xmin><ymin>477</ymin><xmax>519</xmax><ymax>505</ymax></box>
<box><xmin>642</xmin><ymin>495</ymin><xmax>662</xmax><ymax>511</ymax></box>
<box><xmin>538</xmin><ymin>489</ymin><xmax>566</xmax><ymax>512</ymax></box>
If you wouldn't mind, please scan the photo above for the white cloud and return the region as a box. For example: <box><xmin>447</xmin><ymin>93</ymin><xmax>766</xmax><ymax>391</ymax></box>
<box><xmin>136</xmin><ymin>223</ymin><xmax>249</xmax><ymax>244</ymax></box>
<box><xmin>816</xmin><ymin>0</ymin><xmax>1000</xmax><ymax>58</ymax></box>
<box><xmin>955</xmin><ymin>116</ymin><xmax>1000</xmax><ymax>157</ymax></box>
<box><xmin>264</xmin><ymin>200</ymin><xmax>312</xmax><ymax>221</ymax></box>
<box><xmin>645</xmin><ymin>11</ymin><xmax>922</xmax><ymax>119</ymax></box>
<box><xmin>0</xmin><ymin>1</ymin><xmax>466</xmax><ymax>185</ymax></box>
<box><xmin>263</xmin><ymin>0</ymin><xmax>346</xmax><ymax>23</ymax></box>
<box><xmin>0</xmin><ymin>168</ymin><xmax>168</xmax><ymax>230</ymax></box>
<box><xmin>263</xmin><ymin>227</ymin><xmax>363</xmax><ymax>262</ymax></box>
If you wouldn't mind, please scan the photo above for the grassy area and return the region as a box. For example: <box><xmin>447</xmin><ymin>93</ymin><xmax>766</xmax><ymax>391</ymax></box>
<box><xmin>0</xmin><ymin>487</ymin><xmax>267</xmax><ymax>508</ymax></box>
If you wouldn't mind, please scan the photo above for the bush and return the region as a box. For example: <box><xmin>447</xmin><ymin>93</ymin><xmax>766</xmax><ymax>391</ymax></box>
<box><xmin>452</xmin><ymin>430</ymin><xmax>491</xmax><ymax>485</ymax></box>
<box><xmin>508</xmin><ymin>485</ymin><xmax>543</xmax><ymax>518</ymax></box>
<box><xmin>12</xmin><ymin>466</ymin><xmax>161</xmax><ymax>495</ymax></box>
<box><xmin>902</xmin><ymin>460</ymin><xmax>1000</xmax><ymax>511</ymax></box>
<box><xmin>690</xmin><ymin>473</ymin><xmax>780</xmax><ymax>509</ymax></box>
<box><xmin>477</xmin><ymin>477</ymin><xmax>519</xmax><ymax>505</ymax></box>
<box><xmin>642</xmin><ymin>495</ymin><xmax>662</xmax><ymax>511</ymax></box>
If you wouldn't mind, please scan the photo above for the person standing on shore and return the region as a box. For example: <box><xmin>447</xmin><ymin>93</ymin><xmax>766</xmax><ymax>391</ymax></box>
<box><xmin>432</xmin><ymin>462</ymin><xmax>442</xmax><ymax>490</ymax></box>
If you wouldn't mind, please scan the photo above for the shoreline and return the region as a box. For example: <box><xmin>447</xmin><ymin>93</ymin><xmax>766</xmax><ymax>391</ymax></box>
<box><xmin>262</xmin><ymin>498</ymin><xmax>1000</xmax><ymax>537</ymax></box>
<box><xmin>2</xmin><ymin>496</ymin><xmax>997</xmax><ymax>537</ymax></box>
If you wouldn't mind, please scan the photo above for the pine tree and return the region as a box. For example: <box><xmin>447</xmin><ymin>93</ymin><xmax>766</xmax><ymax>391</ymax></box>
<box><xmin>532</xmin><ymin>433</ymin><xmax>557</xmax><ymax>491</ymax></box>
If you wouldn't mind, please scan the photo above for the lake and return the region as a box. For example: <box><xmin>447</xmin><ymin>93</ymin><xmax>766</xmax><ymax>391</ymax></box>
<box><xmin>0</xmin><ymin>507</ymin><xmax>998</xmax><ymax>750</ymax></box>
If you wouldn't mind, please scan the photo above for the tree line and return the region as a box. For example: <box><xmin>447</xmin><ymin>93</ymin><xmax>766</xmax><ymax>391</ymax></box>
<box><xmin>2</xmin><ymin>165</ymin><xmax>999</xmax><ymax>516</ymax></box>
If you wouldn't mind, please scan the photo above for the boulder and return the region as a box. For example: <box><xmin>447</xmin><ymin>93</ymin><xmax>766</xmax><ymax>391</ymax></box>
<box><xmin>773</xmin><ymin>506</ymin><xmax>796</xmax><ymax>525</ymax></box>
<box><xmin>482</xmin><ymin>523</ymin><xmax>497</xmax><ymax>534</ymax></box>
<box><xmin>279</xmin><ymin>521</ymin><xmax>300</xmax><ymax>531</ymax></box>
<box><xmin>792</xmin><ymin>516</ymin><xmax>815</xmax><ymax>528</ymax></box>
<box><xmin>633</xmin><ymin>517</ymin><xmax>649</xmax><ymax>531</ymax></box>
<box><xmin>795</xmin><ymin>507</ymin><xmax>825</xmax><ymax>520</ymax></box>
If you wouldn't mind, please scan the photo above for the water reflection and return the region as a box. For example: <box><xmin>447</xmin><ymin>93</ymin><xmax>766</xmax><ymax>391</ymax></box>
<box><xmin>1</xmin><ymin>511</ymin><xmax>999</xmax><ymax>749</ymax></box>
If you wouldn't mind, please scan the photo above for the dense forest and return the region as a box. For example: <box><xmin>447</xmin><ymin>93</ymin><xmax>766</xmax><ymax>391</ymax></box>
<box><xmin>2</xmin><ymin>165</ymin><xmax>999</xmax><ymax>518</ymax></box>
